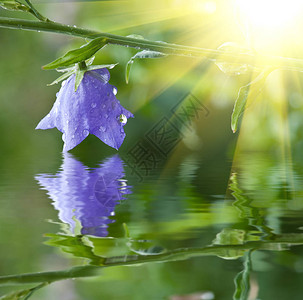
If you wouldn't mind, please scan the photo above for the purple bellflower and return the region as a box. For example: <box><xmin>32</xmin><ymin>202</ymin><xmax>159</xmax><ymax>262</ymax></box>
<box><xmin>36</xmin><ymin>68</ymin><xmax>133</xmax><ymax>151</ymax></box>
<box><xmin>36</xmin><ymin>154</ymin><xmax>131</xmax><ymax>237</ymax></box>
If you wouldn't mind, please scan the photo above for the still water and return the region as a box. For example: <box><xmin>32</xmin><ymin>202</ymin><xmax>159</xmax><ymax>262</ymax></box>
<box><xmin>1</xmin><ymin>148</ymin><xmax>303</xmax><ymax>300</ymax></box>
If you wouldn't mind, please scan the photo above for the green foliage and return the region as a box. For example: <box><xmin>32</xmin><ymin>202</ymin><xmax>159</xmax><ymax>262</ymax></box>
<box><xmin>43</xmin><ymin>37</ymin><xmax>108</xmax><ymax>70</ymax></box>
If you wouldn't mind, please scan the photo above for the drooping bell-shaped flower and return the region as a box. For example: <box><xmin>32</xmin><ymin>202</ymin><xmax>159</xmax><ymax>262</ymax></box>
<box><xmin>36</xmin><ymin>154</ymin><xmax>131</xmax><ymax>237</ymax></box>
<box><xmin>36</xmin><ymin>68</ymin><xmax>133</xmax><ymax>151</ymax></box>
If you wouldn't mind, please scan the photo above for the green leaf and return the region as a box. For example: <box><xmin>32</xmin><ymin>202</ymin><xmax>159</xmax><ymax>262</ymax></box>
<box><xmin>47</xmin><ymin>69</ymin><xmax>74</xmax><ymax>86</ymax></box>
<box><xmin>0</xmin><ymin>0</ymin><xmax>30</xmax><ymax>12</ymax></box>
<box><xmin>43</xmin><ymin>37</ymin><xmax>107</xmax><ymax>70</ymax></box>
<box><xmin>125</xmin><ymin>50</ymin><xmax>166</xmax><ymax>84</ymax></box>
<box><xmin>231</xmin><ymin>69</ymin><xmax>272</xmax><ymax>133</ymax></box>
<box><xmin>0</xmin><ymin>283</ymin><xmax>48</xmax><ymax>300</ymax></box>
<box><xmin>74</xmin><ymin>69</ymin><xmax>85</xmax><ymax>92</ymax></box>
<box><xmin>87</xmin><ymin>63</ymin><xmax>118</xmax><ymax>71</ymax></box>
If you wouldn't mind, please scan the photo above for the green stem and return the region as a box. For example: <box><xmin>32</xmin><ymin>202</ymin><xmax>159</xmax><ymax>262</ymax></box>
<box><xmin>1</xmin><ymin>17</ymin><xmax>303</xmax><ymax>71</ymax></box>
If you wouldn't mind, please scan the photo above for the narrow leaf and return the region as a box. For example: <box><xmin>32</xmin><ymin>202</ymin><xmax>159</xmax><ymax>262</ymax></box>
<box><xmin>125</xmin><ymin>60</ymin><xmax>134</xmax><ymax>84</ymax></box>
<box><xmin>47</xmin><ymin>69</ymin><xmax>74</xmax><ymax>86</ymax></box>
<box><xmin>43</xmin><ymin>37</ymin><xmax>107</xmax><ymax>70</ymax></box>
<box><xmin>74</xmin><ymin>70</ymin><xmax>85</xmax><ymax>92</ymax></box>
<box><xmin>0</xmin><ymin>283</ymin><xmax>48</xmax><ymax>300</ymax></box>
<box><xmin>231</xmin><ymin>69</ymin><xmax>272</xmax><ymax>133</ymax></box>
<box><xmin>125</xmin><ymin>50</ymin><xmax>166</xmax><ymax>84</ymax></box>
<box><xmin>87</xmin><ymin>63</ymin><xmax>118</xmax><ymax>71</ymax></box>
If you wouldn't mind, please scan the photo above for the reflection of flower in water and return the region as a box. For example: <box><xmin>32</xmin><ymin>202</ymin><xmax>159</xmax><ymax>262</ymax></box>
<box><xmin>36</xmin><ymin>154</ymin><xmax>131</xmax><ymax>237</ymax></box>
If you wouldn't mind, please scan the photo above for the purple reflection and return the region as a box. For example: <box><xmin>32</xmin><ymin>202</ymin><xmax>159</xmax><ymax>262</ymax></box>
<box><xmin>36</xmin><ymin>154</ymin><xmax>131</xmax><ymax>237</ymax></box>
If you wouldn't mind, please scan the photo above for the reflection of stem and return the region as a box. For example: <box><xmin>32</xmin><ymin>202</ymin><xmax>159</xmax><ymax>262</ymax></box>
<box><xmin>1</xmin><ymin>236</ymin><xmax>303</xmax><ymax>285</ymax></box>
<box><xmin>1</xmin><ymin>17</ymin><xmax>303</xmax><ymax>71</ymax></box>
<box><xmin>230</xmin><ymin>173</ymin><xmax>275</xmax><ymax>239</ymax></box>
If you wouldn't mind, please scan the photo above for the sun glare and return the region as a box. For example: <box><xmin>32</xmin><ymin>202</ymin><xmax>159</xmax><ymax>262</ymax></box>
<box><xmin>236</xmin><ymin>0</ymin><xmax>302</xmax><ymax>29</ymax></box>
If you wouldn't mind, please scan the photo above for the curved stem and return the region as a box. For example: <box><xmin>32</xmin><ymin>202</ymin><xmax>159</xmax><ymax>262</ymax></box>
<box><xmin>1</xmin><ymin>17</ymin><xmax>303</xmax><ymax>71</ymax></box>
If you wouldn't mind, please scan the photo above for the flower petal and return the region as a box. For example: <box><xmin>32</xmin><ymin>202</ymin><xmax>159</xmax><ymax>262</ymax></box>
<box><xmin>36</xmin><ymin>68</ymin><xmax>133</xmax><ymax>151</ymax></box>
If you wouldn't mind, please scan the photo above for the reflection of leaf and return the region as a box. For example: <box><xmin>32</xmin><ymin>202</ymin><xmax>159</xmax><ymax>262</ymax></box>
<box><xmin>125</xmin><ymin>50</ymin><xmax>166</xmax><ymax>83</ymax></box>
<box><xmin>45</xmin><ymin>233</ymin><xmax>102</xmax><ymax>264</ymax></box>
<box><xmin>229</xmin><ymin>173</ymin><xmax>275</xmax><ymax>239</ymax></box>
<box><xmin>231</xmin><ymin>69</ymin><xmax>272</xmax><ymax>133</ymax></box>
<box><xmin>43</xmin><ymin>37</ymin><xmax>107</xmax><ymax>70</ymax></box>
<box><xmin>0</xmin><ymin>283</ymin><xmax>48</xmax><ymax>300</ymax></box>
<box><xmin>233</xmin><ymin>251</ymin><xmax>252</xmax><ymax>300</ymax></box>
<box><xmin>212</xmin><ymin>228</ymin><xmax>246</xmax><ymax>259</ymax></box>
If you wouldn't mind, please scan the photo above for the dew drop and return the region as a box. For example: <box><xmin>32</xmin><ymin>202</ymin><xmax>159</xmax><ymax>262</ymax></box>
<box><xmin>83</xmin><ymin>129</ymin><xmax>89</xmax><ymax>136</ymax></box>
<box><xmin>119</xmin><ymin>114</ymin><xmax>127</xmax><ymax>125</ymax></box>
<box><xmin>105</xmin><ymin>114</ymin><xmax>109</xmax><ymax>119</ymax></box>
<box><xmin>113</xmin><ymin>87</ymin><xmax>117</xmax><ymax>95</ymax></box>
<box><xmin>72</xmin><ymin>134</ymin><xmax>75</xmax><ymax>139</ymax></box>
<box><xmin>91</xmin><ymin>102</ymin><xmax>97</xmax><ymax>108</ymax></box>
<box><xmin>102</xmin><ymin>104</ymin><xmax>106</xmax><ymax>109</ymax></box>
<box><xmin>99</xmin><ymin>126</ymin><xmax>106</xmax><ymax>132</ymax></box>
<box><xmin>47</xmin><ymin>114</ymin><xmax>51</xmax><ymax>118</ymax></box>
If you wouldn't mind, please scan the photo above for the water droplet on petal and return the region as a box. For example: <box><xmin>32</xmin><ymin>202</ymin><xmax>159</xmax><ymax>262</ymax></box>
<box><xmin>102</xmin><ymin>104</ymin><xmax>106</xmax><ymax>109</ymax></box>
<box><xmin>118</xmin><ymin>114</ymin><xmax>127</xmax><ymax>125</ymax></box>
<box><xmin>83</xmin><ymin>129</ymin><xmax>89</xmax><ymax>137</ymax></box>
<box><xmin>91</xmin><ymin>102</ymin><xmax>97</xmax><ymax>108</ymax></box>
<box><xmin>105</xmin><ymin>114</ymin><xmax>108</xmax><ymax>119</ymax></box>
<box><xmin>99</xmin><ymin>126</ymin><xmax>106</xmax><ymax>132</ymax></box>
<box><xmin>72</xmin><ymin>134</ymin><xmax>75</xmax><ymax>139</ymax></box>
<box><xmin>47</xmin><ymin>114</ymin><xmax>51</xmax><ymax>118</ymax></box>
<box><xmin>113</xmin><ymin>87</ymin><xmax>117</xmax><ymax>95</ymax></box>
